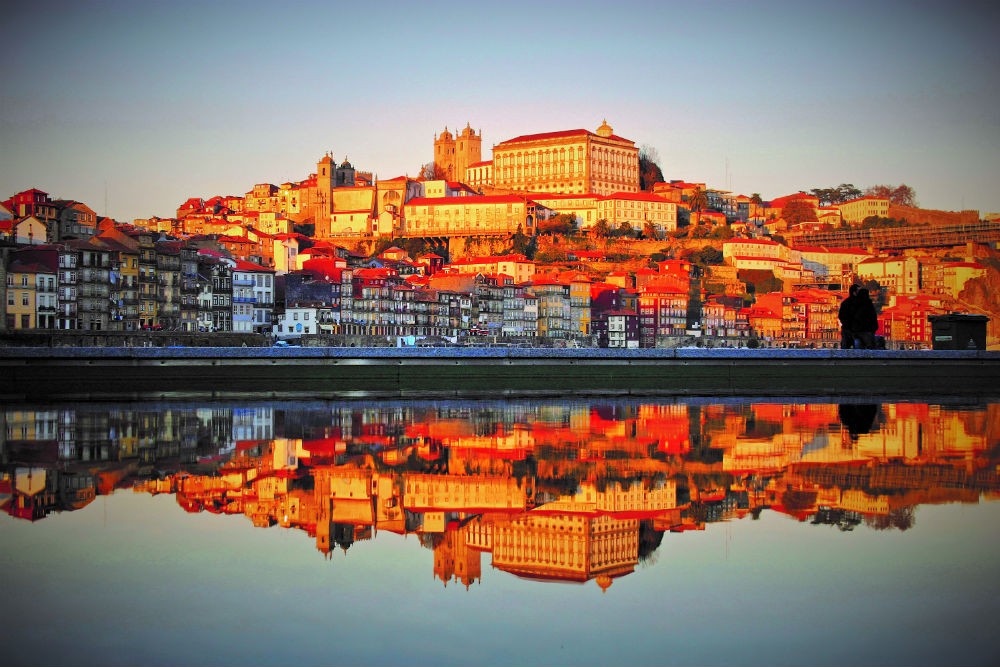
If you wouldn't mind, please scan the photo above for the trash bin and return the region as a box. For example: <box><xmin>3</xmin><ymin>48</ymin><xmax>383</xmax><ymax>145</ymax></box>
<box><xmin>928</xmin><ymin>313</ymin><xmax>989</xmax><ymax>350</ymax></box>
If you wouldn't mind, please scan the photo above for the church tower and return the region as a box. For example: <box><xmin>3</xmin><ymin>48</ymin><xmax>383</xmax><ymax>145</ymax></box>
<box><xmin>433</xmin><ymin>123</ymin><xmax>482</xmax><ymax>182</ymax></box>
<box><xmin>454</xmin><ymin>123</ymin><xmax>482</xmax><ymax>183</ymax></box>
<box><xmin>433</xmin><ymin>126</ymin><xmax>455</xmax><ymax>179</ymax></box>
<box><xmin>315</xmin><ymin>153</ymin><xmax>334</xmax><ymax>237</ymax></box>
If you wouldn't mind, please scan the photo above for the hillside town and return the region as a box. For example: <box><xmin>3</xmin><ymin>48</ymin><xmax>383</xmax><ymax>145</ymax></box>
<box><xmin>3</xmin><ymin>120</ymin><xmax>999</xmax><ymax>349</ymax></box>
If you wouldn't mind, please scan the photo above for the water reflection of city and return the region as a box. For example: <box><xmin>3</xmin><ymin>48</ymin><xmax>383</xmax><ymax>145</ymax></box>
<box><xmin>4</xmin><ymin>400</ymin><xmax>998</xmax><ymax>589</ymax></box>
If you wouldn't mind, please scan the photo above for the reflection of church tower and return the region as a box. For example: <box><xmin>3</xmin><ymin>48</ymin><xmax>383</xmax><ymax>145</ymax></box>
<box><xmin>433</xmin><ymin>123</ymin><xmax>482</xmax><ymax>182</ymax></box>
<box><xmin>316</xmin><ymin>496</ymin><xmax>333</xmax><ymax>558</ymax></box>
<box><xmin>316</xmin><ymin>153</ymin><xmax>334</xmax><ymax>237</ymax></box>
<box><xmin>433</xmin><ymin>525</ymin><xmax>482</xmax><ymax>589</ymax></box>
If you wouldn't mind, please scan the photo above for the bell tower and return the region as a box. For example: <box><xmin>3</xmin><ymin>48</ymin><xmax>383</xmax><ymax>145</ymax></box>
<box><xmin>455</xmin><ymin>123</ymin><xmax>482</xmax><ymax>184</ymax></box>
<box><xmin>315</xmin><ymin>152</ymin><xmax>334</xmax><ymax>237</ymax></box>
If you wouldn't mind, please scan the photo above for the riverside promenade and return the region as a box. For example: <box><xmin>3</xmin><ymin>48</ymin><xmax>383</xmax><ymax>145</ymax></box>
<box><xmin>1</xmin><ymin>346</ymin><xmax>998</xmax><ymax>401</ymax></box>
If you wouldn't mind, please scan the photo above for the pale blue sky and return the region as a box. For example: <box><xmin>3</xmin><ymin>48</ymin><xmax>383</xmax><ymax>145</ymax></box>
<box><xmin>2</xmin><ymin>0</ymin><xmax>998</xmax><ymax>221</ymax></box>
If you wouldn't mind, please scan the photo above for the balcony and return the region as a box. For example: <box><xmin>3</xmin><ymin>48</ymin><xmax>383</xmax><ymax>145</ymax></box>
<box><xmin>233</xmin><ymin>296</ymin><xmax>257</xmax><ymax>304</ymax></box>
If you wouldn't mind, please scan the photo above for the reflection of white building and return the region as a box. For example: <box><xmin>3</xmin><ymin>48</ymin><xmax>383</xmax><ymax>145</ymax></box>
<box><xmin>232</xmin><ymin>407</ymin><xmax>273</xmax><ymax>442</ymax></box>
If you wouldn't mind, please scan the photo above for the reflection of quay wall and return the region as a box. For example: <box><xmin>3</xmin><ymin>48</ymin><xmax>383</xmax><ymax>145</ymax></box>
<box><xmin>4</xmin><ymin>348</ymin><xmax>1000</xmax><ymax>400</ymax></box>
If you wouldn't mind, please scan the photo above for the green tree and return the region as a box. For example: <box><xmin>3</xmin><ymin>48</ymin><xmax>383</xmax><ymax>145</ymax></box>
<box><xmin>616</xmin><ymin>221</ymin><xmax>635</xmax><ymax>238</ymax></box>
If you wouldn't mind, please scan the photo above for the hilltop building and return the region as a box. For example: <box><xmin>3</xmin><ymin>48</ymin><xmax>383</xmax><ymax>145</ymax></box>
<box><xmin>434</xmin><ymin>124</ymin><xmax>482</xmax><ymax>182</ymax></box>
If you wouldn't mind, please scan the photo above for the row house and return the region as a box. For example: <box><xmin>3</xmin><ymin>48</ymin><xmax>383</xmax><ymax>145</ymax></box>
<box><xmin>231</xmin><ymin>259</ymin><xmax>275</xmax><ymax>334</ymax></box>
<box><xmin>502</xmin><ymin>281</ymin><xmax>537</xmax><ymax>337</ymax></box>
<box><xmin>0</xmin><ymin>215</ymin><xmax>48</xmax><ymax>245</ymax></box>
<box><xmin>878</xmin><ymin>295</ymin><xmax>946</xmax><ymax>348</ymax></box>
<box><xmin>531</xmin><ymin>279</ymin><xmax>572</xmax><ymax>339</ymax></box>
<box><xmin>605</xmin><ymin>310</ymin><xmax>640</xmax><ymax>348</ymax></box>
<box><xmin>702</xmin><ymin>296</ymin><xmax>746</xmax><ymax>338</ymax></box>
<box><xmin>5</xmin><ymin>258</ymin><xmax>56</xmax><ymax>330</ymax></box>
<box><xmin>2</xmin><ymin>230</ymin><xmax>278</xmax><ymax>334</ymax></box>
<box><xmin>638</xmin><ymin>277</ymin><xmax>689</xmax><ymax>347</ymax></box>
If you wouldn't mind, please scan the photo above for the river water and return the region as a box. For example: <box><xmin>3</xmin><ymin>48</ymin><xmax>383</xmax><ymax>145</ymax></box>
<box><xmin>2</xmin><ymin>398</ymin><xmax>998</xmax><ymax>666</ymax></box>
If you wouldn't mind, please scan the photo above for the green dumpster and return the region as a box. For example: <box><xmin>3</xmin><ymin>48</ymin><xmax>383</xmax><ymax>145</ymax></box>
<box><xmin>928</xmin><ymin>313</ymin><xmax>989</xmax><ymax>350</ymax></box>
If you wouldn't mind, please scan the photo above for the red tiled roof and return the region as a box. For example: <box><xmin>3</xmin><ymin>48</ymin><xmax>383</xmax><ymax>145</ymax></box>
<box><xmin>233</xmin><ymin>259</ymin><xmax>273</xmax><ymax>272</ymax></box>
<box><xmin>602</xmin><ymin>191</ymin><xmax>670</xmax><ymax>203</ymax></box>
<box><xmin>497</xmin><ymin>128</ymin><xmax>634</xmax><ymax>146</ymax></box>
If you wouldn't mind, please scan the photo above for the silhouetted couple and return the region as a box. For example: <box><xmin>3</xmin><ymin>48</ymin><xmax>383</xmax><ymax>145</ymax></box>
<box><xmin>838</xmin><ymin>285</ymin><xmax>879</xmax><ymax>349</ymax></box>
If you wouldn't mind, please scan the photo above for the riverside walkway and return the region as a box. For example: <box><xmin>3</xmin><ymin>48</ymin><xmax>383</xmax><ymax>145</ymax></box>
<box><xmin>1</xmin><ymin>347</ymin><xmax>998</xmax><ymax>401</ymax></box>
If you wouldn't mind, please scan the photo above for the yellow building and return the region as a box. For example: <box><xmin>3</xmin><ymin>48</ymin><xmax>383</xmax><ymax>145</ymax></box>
<box><xmin>6</xmin><ymin>259</ymin><xmax>38</xmax><ymax>329</ymax></box>
<box><xmin>464</xmin><ymin>160</ymin><xmax>493</xmax><ymax>192</ymax></box>
<box><xmin>940</xmin><ymin>261</ymin><xmax>985</xmax><ymax>298</ymax></box>
<box><xmin>531</xmin><ymin>193</ymin><xmax>600</xmax><ymax>229</ymax></box>
<box><xmin>836</xmin><ymin>196</ymin><xmax>890</xmax><ymax>225</ymax></box>
<box><xmin>401</xmin><ymin>194</ymin><xmax>538</xmax><ymax>237</ymax></box>
<box><xmin>434</xmin><ymin>123</ymin><xmax>482</xmax><ymax>182</ymax></box>
<box><xmin>329</xmin><ymin>186</ymin><xmax>375</xmax><ymax>236</ymax></box>
<box><xmin>598</xmin><ymin>192</ymin><xmax>677</xmax><ymax>234</ymax></box>
<box><xmin>857</xmin><ymin>256</ymin><xmax>921</xmax><ymax>295</ymax></box>
<box><xmin>491</xmin><ymin>120</ymin><xmax>639</xmax><ymax>196</ymax></box>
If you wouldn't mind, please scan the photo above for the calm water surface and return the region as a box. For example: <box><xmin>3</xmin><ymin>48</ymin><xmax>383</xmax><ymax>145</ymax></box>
<box><xmin>2</xmin><ymin>399</ymin><xmax>998</xmax><ymax>667</ymax></box>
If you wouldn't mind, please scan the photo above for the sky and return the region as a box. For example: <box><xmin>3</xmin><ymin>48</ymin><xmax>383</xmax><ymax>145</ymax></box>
<box><xmin>2</xmin><ymin>0</ymin><xmax>998</xmax><ymax>222</ymax></box>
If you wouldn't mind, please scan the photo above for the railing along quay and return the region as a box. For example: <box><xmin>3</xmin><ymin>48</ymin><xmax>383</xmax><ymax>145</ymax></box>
<box><xmin>1</xmin><ymin>346</ymin><xmax>998</xmax><ymax>402</ymax></box>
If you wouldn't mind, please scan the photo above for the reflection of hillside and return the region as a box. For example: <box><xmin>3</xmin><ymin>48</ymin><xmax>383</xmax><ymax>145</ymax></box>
<box><xmin>4</xmin><ymin>400</ymin><xmax>998</xmax><ymax>590</ymax></box>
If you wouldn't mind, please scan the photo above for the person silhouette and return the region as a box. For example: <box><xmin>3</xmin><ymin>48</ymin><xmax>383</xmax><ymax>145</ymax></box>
<box><xmin>838</xmin><ymin>285</ymin><xmax>859</xmax><ymax>349</ymax></box>
<box><xmin>852</xmin><ymin>288</ymin><xmax>878</xmax><ymax>349</ymax></box>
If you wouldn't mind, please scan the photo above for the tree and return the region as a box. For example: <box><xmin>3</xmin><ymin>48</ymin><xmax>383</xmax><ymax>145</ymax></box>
<box><xmin>639</xmin><ymin>145</ymin><xmax>665</xmax><ymax>191</ymax></box>
<box><xmin>781</xmin><ymin>199</ymin><xmax>817</xmax><ymax>225</ymax></box>
<box><xmin>642</xmin><ymin>222</ymin><xmax>661</xmax><ymax>240</ymax></box>
<box><xmin>809</xmin><ymin>183</ymin><xmax>863</xmax><ymax>206</ymax></box>
<box><xmin>616</xmin><ymin>221</ymin><xmax>634</xmax><ymax>238</ymax></box>
<box><xmin>537</xmin><ymin>213</ymin><xmax>577</xmax><ymax>236</ymax></box>
<box><xmin>591</xmin><ymin>219</ymin><xmax>612</xmax><ymax>238</ymax></box>
<box><xmin>692</xmin><ymin>246</ymin><xmax>724</xmax><ymax>265</ymax></box>
<box><xmin>865</xmin><ymin>183</ymin><xmax>917</xmax><ymax>207</ymax></box>
<box><xmin>686</xmin><ymin>187</ymin><xmax>708</xmax><ymax>237</ymax></box>
<box><xmin>749</xmin><ymin>193</ymin><xmax>764</xmax><ymax>223</ymax></box>
<box><xmin>403</xmin><ymin>237</ymin><xmax>427</xmax><ymax>258</ymax></box>
<box><xmin>509</xmin><ymin>225</ymin><xmax>537</xmax><ymax>258</ymax></box>
<box><xmin>419</xmin><ymin>162</ymin><xmax>447</xmax><ymax>181</ymax></box>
